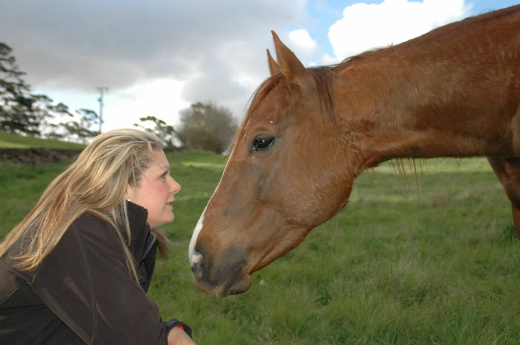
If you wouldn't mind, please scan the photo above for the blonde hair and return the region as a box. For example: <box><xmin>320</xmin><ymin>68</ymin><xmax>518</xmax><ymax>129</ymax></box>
<box><xmin>0</xmin><ymin>129</ymin><xmax>165</xmax><ymax>280</ymax></box>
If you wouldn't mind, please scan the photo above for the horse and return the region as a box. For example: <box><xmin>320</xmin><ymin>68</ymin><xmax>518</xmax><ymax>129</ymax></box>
<box><xmin>189</xmin><ymin>5</ymin><xmax>520</xmax><ymax>298</ymax></box>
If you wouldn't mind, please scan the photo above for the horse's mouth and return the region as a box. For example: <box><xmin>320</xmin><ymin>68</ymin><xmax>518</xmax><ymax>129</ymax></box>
<box><xmin>215</xmin><ymin>274</ymin><xmax>252</xmax><ymax>298</ymax></box>
<box><xmin>193</xmin><ymin>265</ymin><xmax>253</xmax><ymax>298</ymax></box>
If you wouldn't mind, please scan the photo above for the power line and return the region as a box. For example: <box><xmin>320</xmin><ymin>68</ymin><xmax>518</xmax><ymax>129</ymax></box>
<box><xmin>96</xmin><ymin>87</ymin><xmax>108</xmax><ymax>133</ymax></box>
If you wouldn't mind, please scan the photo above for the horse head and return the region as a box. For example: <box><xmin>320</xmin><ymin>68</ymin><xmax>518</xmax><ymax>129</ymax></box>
<box><xmin>188</xmin><ymin>32</ymin><xmax>356</xmax><ymax>297</ymax></box>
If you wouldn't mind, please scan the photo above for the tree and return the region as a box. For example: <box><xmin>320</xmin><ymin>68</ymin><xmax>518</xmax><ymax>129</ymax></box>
<box><xmin>177</xmin><ymin>102</ymin><xmax>238</xmax><ymax>154</ymax></box>
<box><xmin>0</xmin><ymin>42</ymin><xmax>39</xmax><ymax>135</ymax></box>
<box><xmin>134</xmin><ymin>115</ymin><xmax>177</xmax><ymax>149</ymax></box>
<box><xmin>0</xmin><ymin>42</ymin><xmax>98</xmax><ymax>141</ymax></box>
<box><xmin>48</xmin><ymin>108</ymin><xmax>100</xmax><ymax>143</ymax></box>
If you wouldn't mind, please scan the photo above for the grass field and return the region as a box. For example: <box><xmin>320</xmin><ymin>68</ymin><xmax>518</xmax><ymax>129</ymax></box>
<box><xmin>0</xmin><ymin>132</ymin><xmax>86</xmax><ymax>149</ymax></box>
<box><xmin>1</xmin><ymin>148</ymin><xmax>520</xmax><ymax>344</ymax></box>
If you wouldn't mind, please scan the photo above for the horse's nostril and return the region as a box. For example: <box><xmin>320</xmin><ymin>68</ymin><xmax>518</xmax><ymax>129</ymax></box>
<box><xmin>191</xmin><ymin>252</ymin><xmax>204</xmax><ymax>279</ymax></box>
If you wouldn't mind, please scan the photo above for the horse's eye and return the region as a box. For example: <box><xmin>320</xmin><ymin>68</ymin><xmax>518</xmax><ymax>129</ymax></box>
<box><xmin>251</xmin><ymin>136</ymin><xmax>275</xmax><ymax>152</ymax></box>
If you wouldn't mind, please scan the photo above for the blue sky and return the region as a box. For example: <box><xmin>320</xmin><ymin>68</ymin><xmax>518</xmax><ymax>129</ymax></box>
<box><xmin>306</xmin><ymin>0</ymin><xmax>517</xmax><ymax>60</ymax></box>
<box><xmin>0</xmin><ymin>0</ymin><xmax>518</xmax><ymax>132</ymax></box>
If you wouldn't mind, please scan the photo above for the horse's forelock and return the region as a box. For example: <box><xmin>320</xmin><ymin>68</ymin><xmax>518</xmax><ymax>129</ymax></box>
<box><xmin>229</xmin><ymin>67</ymin><xmax>339</xmax><ymax>154</ymax></box>
<box><xmin>229</xmin><ymin>74</ymin><xmax>286</xmax><ymax>152</ymax></box>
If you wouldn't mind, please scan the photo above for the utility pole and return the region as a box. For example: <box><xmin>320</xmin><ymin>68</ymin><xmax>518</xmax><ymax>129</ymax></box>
<box><xmin>96</xmin><ymin>87</ymin><xmax>108</xmax><ymax>133</ymax></box>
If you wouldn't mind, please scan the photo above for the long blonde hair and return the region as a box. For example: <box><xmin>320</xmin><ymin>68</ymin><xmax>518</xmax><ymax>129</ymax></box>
<box><xmin>0</xmin><ymin>129</ymin><xmax>164</xmax><ymax>280</ymax></box>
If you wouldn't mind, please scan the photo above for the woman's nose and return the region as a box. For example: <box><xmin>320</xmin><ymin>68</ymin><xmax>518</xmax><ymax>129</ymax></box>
<box><xmin>171</xmin><ymin>177</ymin><xmax>181</xmax><ymax>194</ymax></box>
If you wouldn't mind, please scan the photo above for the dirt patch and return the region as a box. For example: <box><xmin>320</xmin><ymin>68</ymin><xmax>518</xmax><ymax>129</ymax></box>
<box><xmin>0</xmin><ymin>148</ymin><xmax>82</xmax><ymax>165</ymax></box>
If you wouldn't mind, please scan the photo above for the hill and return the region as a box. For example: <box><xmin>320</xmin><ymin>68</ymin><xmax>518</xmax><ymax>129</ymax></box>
<box><xmin>0</xmin><ymin>133</ymin><xmax>85</xmax><ymax>164</ymax></box>
<box><xmin>0</xmin><ymin>133</ymin><xmax>85</xmax><ymax>149</ymax></box>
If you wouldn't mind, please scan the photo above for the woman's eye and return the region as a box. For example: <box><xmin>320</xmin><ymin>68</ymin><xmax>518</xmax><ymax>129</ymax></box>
<box><xmin>251</xmin><ymin>136</ymin><xmax>275</xmax><ymax>152</ymax></box>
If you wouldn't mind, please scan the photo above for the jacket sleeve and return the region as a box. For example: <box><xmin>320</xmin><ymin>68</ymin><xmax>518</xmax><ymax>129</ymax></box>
<box><xmin>28</xmin><ymin>215</ymin><xmax>180</xmax><ymax>345</ymax></box>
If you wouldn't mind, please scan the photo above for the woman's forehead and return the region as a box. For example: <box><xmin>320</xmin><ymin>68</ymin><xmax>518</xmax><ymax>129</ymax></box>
<box><xmin>149</xmin><ymin>149</ymin><xmax>170</xmax><ymax>169</ymax></box>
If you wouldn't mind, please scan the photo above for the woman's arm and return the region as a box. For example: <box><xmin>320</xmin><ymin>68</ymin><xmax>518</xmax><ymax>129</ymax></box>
<box><xmin>30</xmin><ymin>215</ymin><xmax>190</xmax><ymax>345</ymax></box>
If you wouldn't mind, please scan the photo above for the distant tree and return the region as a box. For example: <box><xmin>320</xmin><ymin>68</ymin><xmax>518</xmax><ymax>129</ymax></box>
<box><xmin>177</xmin><ymin>102</ymin><xmax>238</xmax><ymax>154</ymax></box>
<box><xmin>30</xmin><ymin>95</ymin><xmax>78</xmax><ymax>137</ymax></box>
<box><xmin>0</xmin><ymin>42</ymin><xmax>97</xmax><ymax>140</ymax></box>
<box><xmin>134</xmin><ymin>115</ymin><xmax>177</xmax><ymax>149</ymax></box>
<box><xmin>0</xmin><ymin>42</ymin><xmax>40</xmax><ymax>135</ymax></box>
<box><xmin>48</xmin><ymin>108</ymin><xmax>100</xmax><ymax>143</ymax></box>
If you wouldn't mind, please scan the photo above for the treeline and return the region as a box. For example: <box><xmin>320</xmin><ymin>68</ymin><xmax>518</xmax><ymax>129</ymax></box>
<box><xmin>0</xmin><ymin>42</ymin><xmax>237</xmax><ymax>154</ymax></box>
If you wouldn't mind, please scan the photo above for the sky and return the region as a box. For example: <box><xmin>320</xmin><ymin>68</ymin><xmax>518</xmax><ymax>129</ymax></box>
<box><xmin>1</xmin><ymin>0</ymin><xmax>518</xmax><ymax>132</ymax></box>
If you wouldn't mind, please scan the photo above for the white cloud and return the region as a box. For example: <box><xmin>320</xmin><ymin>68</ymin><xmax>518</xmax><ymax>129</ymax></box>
<box><xmin>103</xmin><ymin>79</ymin><xmax>189</xmax><ymax>131</ymax></box>
<box><xmin>319</xmin><ymin>53</ymin><xmax>340</xmax><ymax>66</ymax></box>
<box><xmin>328</xmin><ymin>0</ymin><xmax>470</xmax><ymax>61</ymax></box>
<box><xmin>288</xmin><ymin>29</ymin><xmax>318</xmax><ymax>57</ymax></box>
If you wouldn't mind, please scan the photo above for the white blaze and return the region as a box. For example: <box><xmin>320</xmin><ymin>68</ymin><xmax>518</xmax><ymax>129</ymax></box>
<box><xmin>189</xmin><ymin>207</ymin><xmax>206</xmax><ymax>266</ymax></box>
<box><xmin>188</xmin><ymin>150</ymin><xmax>235</xmax><ymax>266</ymax></box>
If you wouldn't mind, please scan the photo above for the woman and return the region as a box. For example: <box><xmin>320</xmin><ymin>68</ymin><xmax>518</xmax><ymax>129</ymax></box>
<box><xmin>0</xmin><ymin>129</ymin><xmax>195</xmax><ymax>345</ymax></box>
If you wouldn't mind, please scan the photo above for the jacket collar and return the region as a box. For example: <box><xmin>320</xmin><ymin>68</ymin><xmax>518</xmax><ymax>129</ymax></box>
<box><xmin>125</xmin><ymin>201</ymin><xmax>153</xmax><ymax>265</ymax></box>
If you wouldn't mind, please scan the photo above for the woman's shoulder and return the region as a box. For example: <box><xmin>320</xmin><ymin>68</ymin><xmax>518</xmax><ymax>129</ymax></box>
<box><xmin>73</xmin><ymin>212</ymin><xmax>112</xmax><ymax>229</ymax></box>
<box><xmin>64</xmin><ymin>213</ymin><xmax>124</xmax><ymax>254</ymax></box>
<box><xmin>39</xmin><ymin>213</ymin><xmax>130</xmax><ymax>282</ymax></box>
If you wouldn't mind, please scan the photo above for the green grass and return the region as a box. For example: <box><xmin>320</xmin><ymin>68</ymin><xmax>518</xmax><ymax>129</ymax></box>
<box><xmin>0</xmin><ymin>132</ymin><xmax>85</xmax><ymax>149</ymax></box>
<box><xmin>1</xmin><ymin>153</ymin><xmax>519</xmax><ymax>344</ymax></box>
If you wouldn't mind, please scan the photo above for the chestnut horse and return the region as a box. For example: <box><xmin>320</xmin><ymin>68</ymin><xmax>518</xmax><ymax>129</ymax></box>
<box><xmin>189</xmin><ymin>5</ymin><xmax>520</xmax><ymax>298</ymax></box>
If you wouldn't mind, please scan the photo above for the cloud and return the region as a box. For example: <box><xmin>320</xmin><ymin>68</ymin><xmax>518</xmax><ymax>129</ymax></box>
<box><xmin>2</xmin><ymin>1</ymin><xmax>302</xmax><ymax>90</ymax></box>
<box><xmin>327</xmin><ymin>0</ymin><xmax>471</xmax><ymax>62</ymax></box>
<box><xmin>288</xmin><ymin>29</ymin><xmax>318</xmax><ymax>57</ymax></box>
<box><xmin>0</xmin><ymin>0</ymin><xmax>307</xmax><ymax>125</ymax></box>
<box><xmin>104</xmin><ymin>79</ymin><xmax>190</xmax><ymax>131</ymax></box>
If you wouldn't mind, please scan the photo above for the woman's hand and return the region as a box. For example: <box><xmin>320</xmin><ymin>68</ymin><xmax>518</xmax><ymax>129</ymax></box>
<box><xmin>167</xmin><ymin>326</ymin><xmax>196</xmax><ymax>345</ymax></box>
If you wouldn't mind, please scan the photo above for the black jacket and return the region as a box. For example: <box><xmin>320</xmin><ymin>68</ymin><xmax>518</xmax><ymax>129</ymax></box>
<box><xmin>0</xmin><ymin>202</ymin><xmax>191</xmax><ymax>344</ymax></box>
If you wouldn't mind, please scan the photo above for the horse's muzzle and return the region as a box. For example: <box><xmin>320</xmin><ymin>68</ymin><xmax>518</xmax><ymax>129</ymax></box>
<box><xmin>190</xmin><ymin>251</ymin><xmax>204</xmax><ymax>279</ymax></box>
<box><xmin>190</xmin><ymin>245</ymin><xmax>252</xmax><ymax>298</ymax></box>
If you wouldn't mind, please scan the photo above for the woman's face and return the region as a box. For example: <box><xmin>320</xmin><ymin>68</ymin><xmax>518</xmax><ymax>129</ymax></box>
<box><xmin>126</xmin><ymin>149</ymin><xmax>181</xmax><ymax>228</ymax></box>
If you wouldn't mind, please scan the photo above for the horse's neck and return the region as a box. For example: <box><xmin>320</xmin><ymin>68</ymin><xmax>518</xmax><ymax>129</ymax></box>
<box><xmin>334</xmin><ymin>9</ymin><xmax>520</xmax><ymax>170</ymax></box>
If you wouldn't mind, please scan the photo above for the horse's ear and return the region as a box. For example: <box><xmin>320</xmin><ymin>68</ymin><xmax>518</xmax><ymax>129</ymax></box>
<box><xmin>271</xmin><ymin>30</ymin><xmax>310</xmax><ymax>85</ymax></box>
<box><xmin>267</xmin><ymin>49</ymin><xmax>280</xmax><ymax>76</ymax></box>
